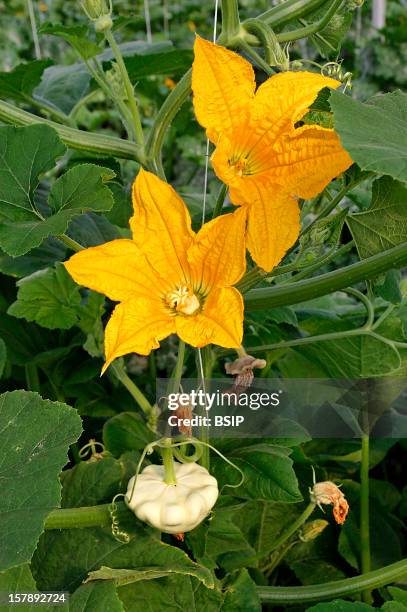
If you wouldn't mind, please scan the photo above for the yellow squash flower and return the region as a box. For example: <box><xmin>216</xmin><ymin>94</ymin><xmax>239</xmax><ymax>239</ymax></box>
<box><xmin>191</xmin><ymin>37</ymin><xmax>353</xmax><ymax>272</ymax></box>
<box><xmin>64</xmin><ymin>170</ymin><xmax>247</xmax><ymax>373</ymax></box>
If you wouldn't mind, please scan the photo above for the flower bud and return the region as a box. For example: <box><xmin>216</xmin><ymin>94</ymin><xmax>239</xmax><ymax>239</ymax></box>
<box><xmin>299</xmin><ymin>519</ymin><xmax>329</xmax><ymax>542</ymax></box>
<box><xmin>310</xmin><ymin>481</ymin><xmax>349</xmax><ymax>525</ymax></box>
<box><xmin>80</xmin><ymin>0</ymin><xmax>113</xmax><ymax>31</ymax></box>
<box><xmin>80</xmin><ymin>0</ymin><xmax>111</xmax><ymax>19</ymax></box>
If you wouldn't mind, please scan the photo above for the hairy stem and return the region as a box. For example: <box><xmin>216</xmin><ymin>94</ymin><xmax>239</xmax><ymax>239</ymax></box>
<box><xmin>45</xmin><ymin>502</ymin><xmax>128</xmax><ymax>530</ymax></box>
<box><xmin>244</xmin><ymin>242</ymin><xmax>407</xmax><ymax>311</ymax></box>
<box><xmin>269</xmin><ymin>502</ymin><xmax>316</xmax><ymax>553</ymax></box>
<box><xmin>58</xmin><ymin>234</ymin><xmax>84</xmax><ymax>253</ymax></box>
<box><xmin>161</xmin><ymin>443</ymin><xmax>177</xmax><ymax>485</ymax></box>
<box><xmin>0</xmin><ymin>100</ymin><xmax>143</xmax><ymax>161</ymax></box>
<box><xmin>212</xmin><ymin>183</ymin><xmax>228</xmax><ymax>218</ymax></box>
<box><xmin>111</xmin><ymin>362</ymin><xmax>153</xmax><ymax>417</ymax></box>
<box><xmin>256</xmin><ymin>0</ymin><xmax>329</xmax><ymax>28</ymax></box>
<box><xmin>276</xmin><ymin>0</ymin><xmax>343</xmax><ymax>43</ymax></box>
<box><xmin>146</xmin><ymin>70</ymin><xmax>192</xmax><ymax>177</ymax></box>
<box><xmin>221</xmin><ymin>0</ymin><xmax>240</xmax><ymax>39</ymax></box>
<box><xmin>238</xmin><ymin>39</ymin><xmax>274</xmax><ymax>75</ymax></box>
<box><xmin>256</xmin><ymin>558</ymin><xmax>407</xmax><ymax>604</ymax></box>
<box><xmin>360</xmin><ymin>430</ymin><xmax>372</xmax><ymax>603</ymax></box>
<box><xmin>25</xmin><ymin>363</ymin><xmax>40</xmax><ymax>392</ymax></box>
<box><xmin>104</xmin><ymin>29</ymin><xmax>145</xmax><ymax>149</ymax></box>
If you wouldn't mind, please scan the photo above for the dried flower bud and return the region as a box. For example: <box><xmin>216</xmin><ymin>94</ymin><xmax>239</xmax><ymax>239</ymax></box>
<box><xmin>175</xmin><ymin>404</ymin><xmax>193</xmax><ymax>436</ymax></box>
<box><xmin>299</xmin><ymin>519</ymin><xmax>329</xmax><ymax>542</ymax></box>
<box><xmin>310</xmin><ymin>481</ymin><xmax>349</xmax><ymax>525</ymax></box>
<box><xmin>225</xmin><ymin>355</ymin><xmax>267</xmax><ymax>376</ymax></box>
<box><xmin>224</xmin><ymin>355</ymin><xmax>267</xmax><ymax>396</ymax></box>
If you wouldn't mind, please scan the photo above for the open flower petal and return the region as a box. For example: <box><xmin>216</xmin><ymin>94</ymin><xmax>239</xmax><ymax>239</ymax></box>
<box><xmin>276</xmin><ymin>125</ymin><xmax>353</xmax><ymax>199</ymax></box>
<box><xmin>187</xmin><ymin>207</ymin><xmax>247</xmax><ymax>292</ymax></box>
<box><xmin>246</xmin><ymin>182</ymin><xmax>300</xmax><ymax>272</ymax></box>
<box><xmin>175</xmin><ymin>287</ymin><xmax>243</xmax><ymax>349</ymax></box>
<box><xmin>252</xmin><ymin>71</ymin><xmax>340</xmax><ymax>134</ymax></box>
<box><xmin>103</xmin><ymin>296</ymin><xmax>175</xmax><ymax>372</ymax></box>
<box><xmin>192</xmin><ymin>37</ymin><xmax>255</xmax><ymax>143</ymax></box>
<box><xmin>64</xmin><ymin>239</ymin><xmax>159</xmax><ymax>302</ymax></box>
<box><xmin>130</xmin><ymin>169</ymin><xmax>194</xmax><ymax>287</ymax></box>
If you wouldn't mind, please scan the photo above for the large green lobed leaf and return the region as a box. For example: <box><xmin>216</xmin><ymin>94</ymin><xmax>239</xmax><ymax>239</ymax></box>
<box><xmin>331</xmin><ymin>90</ymin><xmax>407</xmax><ymax>182</ymax></box>
<box><xmin>0</xmin><ymin>124</ymin><xmax>115</xmax><ymax>256</ymax></box>
<box><xmin>8</xmin><ymin>263</ymin><xmax>82</xmax><ymax>330</ymax></box>
<box><xmin>347</xmin><ymin>177</ymin><xmax>407</xmax><ymax>259</ymax></box>
<box><xmin>0</xmin><ymin>390</ymin><xmax>82</xmax><ymax>571</ymax></box>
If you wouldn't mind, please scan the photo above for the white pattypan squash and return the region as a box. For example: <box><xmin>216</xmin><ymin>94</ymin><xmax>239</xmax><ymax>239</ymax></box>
<box><xmin>125</xmin><ymin>461</ymin><xmax>218</xmax><ymax>533</ymax></box>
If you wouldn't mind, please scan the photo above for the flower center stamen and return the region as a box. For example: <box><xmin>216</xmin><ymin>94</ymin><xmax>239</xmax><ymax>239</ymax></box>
<box><xmin>166</xmin><ymin>286</ymin><xmax>200</xmax><ymax>315</ymax></box>
<box><xmin>228</xmin><ymin>156</ymin><xmax>253</xmax><ymax>177</ymax></box>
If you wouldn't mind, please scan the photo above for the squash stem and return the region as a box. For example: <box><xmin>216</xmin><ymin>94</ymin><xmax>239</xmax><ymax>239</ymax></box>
<box><xmin>161</xmin><ymin>443</ymin><xmax>177</xmax><ymax>485</ymax></box>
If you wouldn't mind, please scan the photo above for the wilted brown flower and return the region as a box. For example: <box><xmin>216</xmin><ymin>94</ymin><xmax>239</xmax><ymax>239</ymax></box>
<box><xmin>310</xmin><ymin>481</ymin><xmax>349</xmax><ymax>525</ymax></box>
<box><xmin>224</xmin><ymin>355</ymin><xmax>267</xmax><ymax>393</ymax></box>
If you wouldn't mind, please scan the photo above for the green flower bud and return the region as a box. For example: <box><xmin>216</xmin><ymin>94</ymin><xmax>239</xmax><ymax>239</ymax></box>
<box><xmin>299</xmin><ymin>519</ymin><xmax>329</xmax><ymax>542</ymax></box>
<box><xmin>95</xmin><ymin>14</ymin><xmax>113</xmax><ymax>32</ymax></box>
<box><xmin>80</xmin><ymin>0</ymin><xmax>112</xmax><ymax>21</ymax></box>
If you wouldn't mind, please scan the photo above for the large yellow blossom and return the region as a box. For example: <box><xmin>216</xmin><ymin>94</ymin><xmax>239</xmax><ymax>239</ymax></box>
<box><xmin>64</xmin><ymin>170</ymin><xmax>247</xmax><ymax>373</ymax></box>
<box><xmin>192</xmin><ymin>37</ymin><xmax>353</xmax><ymax>272</ymax></box>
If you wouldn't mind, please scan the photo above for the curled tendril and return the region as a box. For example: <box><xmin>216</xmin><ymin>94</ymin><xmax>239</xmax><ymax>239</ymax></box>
<box><xmin>109</xmin><ymin>494</ymin><xmax>130</xmax><ymax>543</ymax></box>
<box><xmin>321</xmin><ymin>62</ymin><xmax>352</xmax><ymax>92</ymax></box>
<box><xmin>172</xmin><ymin>442</ymin><xmax>203</xmax><ymax>463</ymax></box>
<box><xmin>78</xmin><ymin>439</ymin><xmax>105</xmax><ymax>461</ymax></box>
<box><xmin>127</xmin><ymin>437</ymin><xmax>245</xmax><ymax>502</ymax></box>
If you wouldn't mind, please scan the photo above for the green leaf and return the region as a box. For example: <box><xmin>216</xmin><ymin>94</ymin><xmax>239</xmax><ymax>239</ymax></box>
<box><xmin>99</xmin><ymin>40</ymin><xmax>192</xmax><ymax>80</ymax></box>
<box><xmin>85</xmin><ymin>565</ymin><xmax>212</xmax><ymax>586</ymax></box>
<box><xmin>0</xmin><ymin>239</ymin><xmax>67</xmax><ymax>278</ymax></box>
<box><xmin>0</xmin><ymin>312</ymin><xmax>80</xmax><ymax>367</ymax></box>
<box><xmin>60</xmin><ymin>456</ymin><xmax>131</xmax><ymax>507</ymax></box>
<box><xmin>338</xmin><ymin>482</ymin><xmax>403</xmax><ymax>572</ymax></box>
<box><xmin>374</xmin><ymin>270</ymin><xmax>402</xmax><ymax>305</ymax></box>
<box><xmin>381</xmin><ymin>603</ymin><xmax>407</xmax><ymax>612</ymax></box>
<box><xmin>347</xmin><ymin>178</ymin><xmax>407</xmax><ymax>259</ymax></box>
<box><xmin>103</xmin><ymin>412</ymin><xmax>156</xmax><ymax>457</ymax></box>
<box><xmin>0</xmin><ymin>124</ymin><xmax>66</xmax><ymax>221</ymax></box>
<box><xmin>330</xmin><ymin>90</ymin><xmax>407</xmax><ymax>182</ymax></box>
<box><xmin>77</xmin><ymin>292</ymin><xmax>105</xmax><ymax>358</ymax></box>
<box><xmin>0</xmin><ymin>338</ymin><xmax>6</xmax><ymax>379</ymax></box>
<box><xmin>0</xmin><ymin>60</ymin><xmax>53</xmax><ymax>104</ymax></box>
<box><xmin>33</xmin><ymin>525</ymin><xmax>214</xmax><ymax>592</ymax></box>
<box><xmin>34</xmin><ymin>64</ymin><xmax>91</xmax><ymax>115</ymax></box>
<box><xmin>187</xmin><ymin>505</ymin><xmax>256</xmax><ymax>571</ymax></box>
<box><xmin>308</xmin><ymin>6</ymin><xmax>353</xmax><ymax>58</ymax></box>
<box><xmin>387</xmin><ymin>587</ymin><xmax>407</xmax><ymax>605</ymax></box>
<box><xmin>70</xmin><ymin>581</ymin><xmax>124</xmax><ymax>612</ymax></box>
<box><xmin>0</xmin><ymin>565</ymin><xmax>39</xmax><ymax>612</ymax></box>
<box><xmin>7</xmin><ymin>263</ymin><xmax>81</xmax><ymax>330</ymax></box>
<box><xmin>212</xmin><ymin>443</ymin><xmax>302</xmax><ymax>503</ymax></box>
<box><xmin>40</xmin><ymin>23</ymin><xmax>101</xmax><ymax>60</ymax></box>
<box><xmin>307</xmin><ymin>601</ymin><xmax>374</xmax><ymax>611</ymax></box>
<box><xmin>295</xmin><ymin>332</ymin><xmax>401</xmax><ymax>377</ymax></box>
<box><xmin>0</xmin><ymin>390</ymin><xmax>82</xmax><ymax>571</ymax></box>
<box><xmin>286</xmin><ymin>524</ymin><xmax>346</xmax><ymax>585</ymax></box>
<box><xmin>232</xmin><ymin>501</ymin><xmax>304</xmax><ymax>559</ymax></box>
<box><xmin>124</xmin><ymin>48</ymin><xmax>193</xmax><ymax>80</ymax></box>
<box><xmin>0</xmin><ymin>124</ymin><xmax>115</xmax><ymax>255</ymax></box>
<box><xmin>117</xmin><ymin>570</ymin><xmax>260</xmax><ymax>612</ymax></box>
<box><xmin>221</xmin><ymin>570</ymin><xmax>261</xmax><ymax>612</ymax></box>
<box><xmin>65</xmin><ymin>212</ymin><xmax>119</xmax><ymax>248</ymax></box>
<box><xmin>117</xmin><ymin>575</ymin><xmax>200</xmax><ymax>611</ymax></box>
